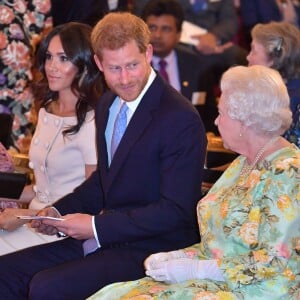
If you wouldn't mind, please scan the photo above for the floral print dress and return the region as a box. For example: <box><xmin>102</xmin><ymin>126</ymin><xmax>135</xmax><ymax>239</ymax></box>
<box><xmin>0</xmin><ymin>0</ymin><xmax>52</xmax><ymax>146</ymax></box>
<box><xmin>89</xmin><ymin>146</ymin><xmax>300</xmax><ymax>300</ymax></box>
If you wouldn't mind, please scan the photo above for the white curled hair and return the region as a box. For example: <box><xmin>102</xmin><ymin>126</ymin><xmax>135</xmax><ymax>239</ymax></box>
<box><xmin>220</xmin><ymin>65</ymin><xmax>292</xmax><ymax>136</ymax></box>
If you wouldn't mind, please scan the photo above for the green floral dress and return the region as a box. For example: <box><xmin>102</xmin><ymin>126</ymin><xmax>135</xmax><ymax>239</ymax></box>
<box><xmin>89</xmin><ymin>146</ymin><xmax>300</xmax><ymax>300</ymax></box>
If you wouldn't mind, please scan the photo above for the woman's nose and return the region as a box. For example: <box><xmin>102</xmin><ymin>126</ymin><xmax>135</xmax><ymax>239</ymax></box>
<box><xmin>48</xmin><ymin>58</ymin><xmax>58</xmax><ymax>71</ymax></box>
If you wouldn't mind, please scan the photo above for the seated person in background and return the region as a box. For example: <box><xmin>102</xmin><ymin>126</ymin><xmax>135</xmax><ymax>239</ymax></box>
<box><xmin>90</xmin><ymin>65</ymin><xmax>300</xmax><ymax>300</ymax></box>
<box><xmin>247</xmin><ymin>21</ymin><xmax>300</xmax><ymax>148</ymax></box>
<box><xmin>240</xmin><ymin>0</ymin><xmax>300</xmax><ymax>47</ymax></box>
<box><xmin>142</xmin><ymin>0</ymin><xmax>218</xmax><ymax>133</ymax></box>
<box><xmin>0</xmin><ymin>22</ymin><xmax>103</xmax><ymax>254</ymax></box>
<box><xmin>0</xmin><ymin>12</ymin><xmax>206</xmax><ymax>299</ymax></box>
<box><xmin>133</xmin><ymin>0</ymin><xmax>248</xmax><ymax>86</ymax></box>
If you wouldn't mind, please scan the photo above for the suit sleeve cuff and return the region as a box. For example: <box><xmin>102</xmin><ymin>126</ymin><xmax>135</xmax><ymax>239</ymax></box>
<box><xmin>92</xmin><ymin>216</ymin><xmax>101</xmax><ymax>248</ymax></box>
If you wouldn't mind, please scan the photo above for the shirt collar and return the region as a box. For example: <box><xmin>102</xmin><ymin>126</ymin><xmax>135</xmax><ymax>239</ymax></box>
<box><xmin>152</xmin><ymin>50</ymin><xmax>176</xmax><ymax>69</ymax></box>
<box><xmin>118</xmin><ymin>68</ymin><xmax>157</xmax><ymax>112</ymax></box>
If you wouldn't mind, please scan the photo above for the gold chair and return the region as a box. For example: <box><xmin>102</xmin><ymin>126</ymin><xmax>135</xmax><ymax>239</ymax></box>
<box><xmin>10</xmin><ymin>153</ymin><xmax>34</xmax><ymax>184</ymax></box>
<box><xmin>205</xmin><ymin>133</ymin><xmax>237</xmax><ymax>169</ymax></box>
<box><xmin>202</xmin><ymin>134</ymin><xmax>237</xmax><ymax>195</ymax></box>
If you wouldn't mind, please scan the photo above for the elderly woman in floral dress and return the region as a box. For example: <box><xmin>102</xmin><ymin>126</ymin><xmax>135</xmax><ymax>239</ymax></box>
<box><xmin>90</xmin><ymin>65</ymin><xmax>300</xmax><ymax>300</ymax></box>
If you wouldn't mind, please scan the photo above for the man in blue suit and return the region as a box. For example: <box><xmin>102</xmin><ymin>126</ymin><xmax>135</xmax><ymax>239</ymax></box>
<box><xmin>0</xmin><ymin>12</ymin><xmax>207</xmax><ymax>299</ymax></box>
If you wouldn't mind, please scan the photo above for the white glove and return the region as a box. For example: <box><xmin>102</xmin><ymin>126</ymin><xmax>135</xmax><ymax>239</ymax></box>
<box><xmin>145</xmin><ymin>258</ymin><xmax>224</xmax><ymax>284</ymax></box>
<box><xmin>144</xmin><ymin>250</ymin><xmax>186</xmax><ymax>271</ymax></box>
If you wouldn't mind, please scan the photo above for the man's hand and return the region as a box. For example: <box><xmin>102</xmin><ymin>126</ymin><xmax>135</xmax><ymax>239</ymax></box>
<box><xmin>31</xmin><ymin>210</ymin><xmax>94</xmax><ymax>240</ymax></box>
<box><xmin>46</xmin><ymin>213</ymin><xmax>94</xmax><ymax>240</ymax></box>
<box><xmin>30</xmin><ymin>206</ymin><xmax>61</xmax><ymax>235</ymax></box>
<box><xmin>192</xmin><ymin>32</ymin><xmax>218</xmax><ymax>54</ymax></box>
<box><xmin>191</xmin><ymin>33</ymin><xmax>233</xmax><ymax>55</ymax></box>
<box><xmin>276</xmin><ymin>0</ymin><xmax>298</xmax><ymax>24</ymax></box>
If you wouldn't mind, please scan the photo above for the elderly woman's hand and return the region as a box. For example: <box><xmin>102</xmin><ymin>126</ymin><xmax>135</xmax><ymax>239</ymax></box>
<box><xmin>145</xmin><ymin>258</ymin><xmax>224</xmax><ymax>284</ymax></box>
<box><xmin>144</xmin><ymin>250</ymin><xmax>186</xmax><ymax>271</ymax></box>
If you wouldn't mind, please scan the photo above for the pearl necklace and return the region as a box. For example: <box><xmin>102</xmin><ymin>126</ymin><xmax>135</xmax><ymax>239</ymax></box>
<box><xmin>240</xmin><ymin>136</ymin><xmax>279</xmax><ymax>178</ymax></box>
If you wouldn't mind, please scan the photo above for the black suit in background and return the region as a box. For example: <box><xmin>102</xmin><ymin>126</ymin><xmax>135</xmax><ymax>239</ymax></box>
<box><xmin>153</xmin><ymin>45</ymin><xmax>218</xmax><ymax>134</ymax></box>
<box><xmin>175</xmin><ymin>44</ymin><xmax>219</xmax><ymax>134</ymax></box>
<box><xmin>51</xmin><ymin>0</ymin><xmax>129</xmax><ymax>26</ymax></box>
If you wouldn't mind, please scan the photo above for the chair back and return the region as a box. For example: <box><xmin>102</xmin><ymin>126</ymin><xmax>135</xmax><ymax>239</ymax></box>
<box><xmin>201</xmin><ymin>134</ymin><xmax>238</xmax><ymax>195</ymax></box>
<box><xmin>0</xmin><ymin>113</ymin><xmax>13</xmax><ymax>149</ymax></box>
<box><xmin>205</xmin><ymin>134</ymin><xmax>238</xmax><ymax>169</ymax></box>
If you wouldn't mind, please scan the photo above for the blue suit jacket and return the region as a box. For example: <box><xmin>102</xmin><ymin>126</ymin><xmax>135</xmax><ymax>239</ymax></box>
<box><xmin>54</xmin><ymin>75</ymin><xmax>207</xmax><ymax>253</ymax></box>
<box><xmin>240</xmin><ymin>0</ymin><xmax>300</xmax><ymax>28</ymax></box>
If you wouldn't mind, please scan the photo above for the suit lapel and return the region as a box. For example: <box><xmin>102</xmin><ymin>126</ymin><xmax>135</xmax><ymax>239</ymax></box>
<box><xmin>106</xmin><ymin>76</ymin><xmax>164</xmax><ymax>191</ymax></box>
<box><xmin>96</xmin><ymin>93</ymin><xmax>114</xmax><ymax>188</ymax></box>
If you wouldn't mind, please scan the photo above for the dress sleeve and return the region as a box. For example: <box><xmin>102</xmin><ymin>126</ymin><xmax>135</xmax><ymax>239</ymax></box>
<box><xmin>219</xmin><ymin>153</ymin><xmax>300</xmax><ymax>291</ymax></box>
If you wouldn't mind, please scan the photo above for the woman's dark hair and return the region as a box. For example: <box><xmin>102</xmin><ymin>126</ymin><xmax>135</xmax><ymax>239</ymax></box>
<box><xmin>32</xmin><ymin>22</ymin><xmax>103</xmax><ymax>136</ymax></box>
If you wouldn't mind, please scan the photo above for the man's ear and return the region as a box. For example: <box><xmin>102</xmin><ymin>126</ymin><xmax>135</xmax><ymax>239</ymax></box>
<box><xmin>145</xmin><ymin>44</ymin><xmax>153</xmax><ymax>64</ymax></box>
<box><xmin>94</xmin><ymin>54</ymin><xmax>103</xmax><ymax>71</ymax></box>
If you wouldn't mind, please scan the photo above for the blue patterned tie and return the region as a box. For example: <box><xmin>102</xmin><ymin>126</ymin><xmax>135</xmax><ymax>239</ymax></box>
<box><xmin>111</xmin><ymin>102</ymin><xmax>128</xmax><ymax>159</ymax></box>
<box><xmin>82</xmin><ymin>103</ymin><xmax>128</xmax><ymax>256</ymax></box>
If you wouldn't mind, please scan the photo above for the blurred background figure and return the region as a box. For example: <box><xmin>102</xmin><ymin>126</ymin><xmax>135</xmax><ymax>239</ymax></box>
<box><xmin>133</xmin><ymin>0</ymin><xmax>248</xmax><ymax>89</ymax></box>
<box><xmin>240</xmin><ymin>0</ymin><xmax>300</xmax><ymax>49</ymax></box>
<box><xmin>247</xmin><ymin>21</ymin><xmax>300</xmax><ymax>147</ymax></box>
<box><xmin>0</xmin><ymin>0</ymin><xmax>52</xmax><ymax>152</ymax></box>
<box><xmin>51</xmin><ymin>0</ymin><xmax>130</xmax><ymax>26</ymax></box>
<box><xmin>90</xmin><ymin>65</ymin><xmax>300</xmax><ymax>300</ymax></box>
<box><xmin>0</xmin><ymin>22</ymin><xmax>103</xmax><ymax>254</ymax></box>
<box><xmin>141</xmin><ymin>0</ymin><xmax>218</xmax><ymax>133</ymax></box>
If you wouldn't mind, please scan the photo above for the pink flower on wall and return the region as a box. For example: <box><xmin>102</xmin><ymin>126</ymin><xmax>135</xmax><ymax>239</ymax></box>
<box><xmin>0</xmin><ymin>5</ymin><xmax>14</xmax><ymax>24</ymax></box>
<box><xmin>0</xmin><ymin>31</ymin><xmax>8</xmax><ymax>49</ymax></box>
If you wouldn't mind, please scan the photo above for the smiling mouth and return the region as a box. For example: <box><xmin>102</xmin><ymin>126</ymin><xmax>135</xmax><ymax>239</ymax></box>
<box><xmin>47</xmin><ymin>75</ymin><xmax>60</xmax><ymax>81</ymax></box>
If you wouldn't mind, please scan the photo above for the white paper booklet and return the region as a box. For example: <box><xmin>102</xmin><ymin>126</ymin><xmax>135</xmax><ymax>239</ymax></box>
<box><xmin>180</xmin><ymin>20</ymin><xmax>207</xmax><ymax>46</ymax></box>
<box><xmin>16</xmin><ymin>215</ymin><xmax>64</xmax><ymax>221</ymax></box>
